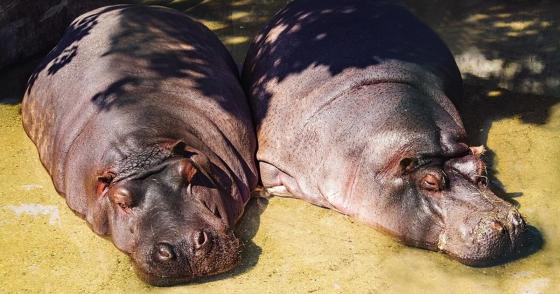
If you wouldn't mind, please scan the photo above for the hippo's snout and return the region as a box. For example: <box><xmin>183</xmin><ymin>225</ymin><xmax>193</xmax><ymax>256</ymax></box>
<box><xmin>440</xmin><ymin>208</ymin><xmax>527</xmax><ymax>266</ymax></box>
<box><xmin>134</xmin><ymin>230</ymin><xmax>241</xmax><ymax>286</ymax></box>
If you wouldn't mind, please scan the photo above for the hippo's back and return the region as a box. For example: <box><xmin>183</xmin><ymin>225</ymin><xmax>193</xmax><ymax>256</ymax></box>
<box><xmin>242</xmin><ymin>0</ymin><xmax>462</xmax><ymax>136</ymax></box>
<box><xmin>22</xmin><ymin>5</ymin><xmax>253</xmax><ymax>194</ymax></box>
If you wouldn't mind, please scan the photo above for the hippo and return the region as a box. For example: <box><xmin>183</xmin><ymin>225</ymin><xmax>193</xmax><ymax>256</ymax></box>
<box><xmin>242</xmin><ymin>0</ymin><xmax>527</xmax><ymax>265</ymax></box>
<box><xmin>22</xmin><ymin>5</ymin><xmax>257</xmax><ymax>285</ymax></box>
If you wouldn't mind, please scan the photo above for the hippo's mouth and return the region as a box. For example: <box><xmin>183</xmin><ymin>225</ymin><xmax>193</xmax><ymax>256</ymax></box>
<box><xmin>135</xmin><ymin>263</ymin><xmax>239</xmax><ymax>287</ymax></box>
<box><xmin>436</xmin><ymin>213</ymin><xmax>527</xmax><ymax>267</ymax></box>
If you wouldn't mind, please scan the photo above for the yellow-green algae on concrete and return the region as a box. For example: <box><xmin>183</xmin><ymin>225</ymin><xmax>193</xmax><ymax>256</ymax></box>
<box><xmin>2</xmin><ymin>0</ymin><xmax>560</xmax><ymax>293</ymax></box>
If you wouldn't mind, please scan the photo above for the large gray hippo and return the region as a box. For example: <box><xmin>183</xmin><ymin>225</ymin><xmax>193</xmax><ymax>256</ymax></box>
<box><xmin>242</xmin><ymin>0</ymin><xmax>527</xmax><ymax>265</ymax></box>
<box><xmin>22</xmin><ymin>5</ymin><xmax>257</xmax><ymax>285</ymax></box>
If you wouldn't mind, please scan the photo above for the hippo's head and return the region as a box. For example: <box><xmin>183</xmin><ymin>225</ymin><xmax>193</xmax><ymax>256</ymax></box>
<box><xmin>90</xmin><ymin>143</ymin><xmax>240</xmax><ymax>286</ymax></box>
<box><xmin>381</xmin><ymin>146</ymin><xmax>527</xmax><ymax>266</ymax></box>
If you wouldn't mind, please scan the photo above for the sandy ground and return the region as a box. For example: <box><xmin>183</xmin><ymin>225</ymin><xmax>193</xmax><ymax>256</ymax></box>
<box><xmin>0</xmin><ymin>0</ymin><xmax>559</xmax><ymax>293</ymax></box>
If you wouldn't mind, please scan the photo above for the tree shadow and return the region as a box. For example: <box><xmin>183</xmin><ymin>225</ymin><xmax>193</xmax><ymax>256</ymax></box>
<box><xmin>183</xmin><ymin>0</ymin><xmax>290</xmax><ymax>64</ymax></box>
<box><xmin>0</xmin><ymin>57</ymin><xmax>41</xmax><ymax>105</ymax></box>
<box><xmin>23</xmin><ymin>4</ymin><xmax>255</xmax><ymax>120</ymax></box>
<box><xmin>79</xmin><ymin>5</ymin><xmax>248</xmax><ymax>114</ymax></box>
<box><xmin>26</xmin><ymin>6</ymin><xmax>118</xmax><ymax>95</ymax></box>
<box><xmin>3</xmin><ymin>0</ymin><xmax>287</xmax><ymax>105</ymax></box>
<box><xmin>403</xmin><ymin>0</ymin><xmax>560</xmax><ymax>98</ymax></box>
<box><xmin>241</xmin><ymin>0</ymin><xmax>463</xmax><ymax>128</ymax></box>
<box><xmin>0</xmin><ymin>0</ymin><xmax>116</xmax><ymax>70</ymax></box>
<box><xmin>458</xmin><ymin>74</ymin><xmax>560</xmax><ymax>206</ymax></box>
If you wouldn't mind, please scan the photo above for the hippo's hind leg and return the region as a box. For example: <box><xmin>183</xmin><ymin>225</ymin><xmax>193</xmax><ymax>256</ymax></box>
<box><xmin>258</xmin><ymin>162</ymin><xmax>332</xmax><ymax>208</ymax></box>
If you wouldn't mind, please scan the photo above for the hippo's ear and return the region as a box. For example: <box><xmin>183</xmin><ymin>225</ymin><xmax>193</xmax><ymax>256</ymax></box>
<box><xmin>160</xmin><ymin>139</ymin><xmax>210</xmax><ymax>167</ymax></box>
<box><xmin>87</xmin><ymin>171</ymin><xmax>114</xmax><ymax>235</ymax></box>
<box><xmin>165</xmin><ymin>141</ymin><xmax>216</xmax><ymax>187</ymax></box>
<box><xmin>399</xmin><ymin>157</ymin><xmax>418</xmax><ymax>174</ymax></box>
<box><xmin>178</xmin><ymin>159</ymin><xmax>198</xmax><ymax>182</ymax></box>
<box><xmin>470</xmin><ymin>145</ymin><xmax>486</xmax><ymax>157</ymax></box>
<box><xmin>159</xmin><ymin>139</ymin><xmax>187</xmax><ymax>153</ymax></box>
<box><xmin>177</xmin><ymin>158</ymin><xmax>217</xmax><ymax>188</ymax></box>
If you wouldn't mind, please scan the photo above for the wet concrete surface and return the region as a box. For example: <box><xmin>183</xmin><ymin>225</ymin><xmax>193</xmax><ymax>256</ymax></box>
<box><xmin>1</xmin><ymin>0</ymin><xmax>559</xmax><ymax>293</ymax></box>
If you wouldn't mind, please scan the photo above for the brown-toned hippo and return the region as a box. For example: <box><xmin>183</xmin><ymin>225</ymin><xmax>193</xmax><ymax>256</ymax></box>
<box><xmin>22</xmin><ymin>5</ymin><xmax>257</xmax><ymax>286</ymax></box>
<box><xmin>242</xmin><ymin>0</ymin><xmax>527</xmax><ymax>265</ymax></box>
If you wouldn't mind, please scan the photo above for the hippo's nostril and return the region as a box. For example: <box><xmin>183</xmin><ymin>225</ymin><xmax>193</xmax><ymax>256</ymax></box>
<box><xmin>194</xmin><ymin>231</ymin><xmax>209</xmax><ymax>250</ymax></box>
<box><xmin>508</xmin><ymin>210</ymin><xmax>525</xmax><ymax>228</ymax></box>
<box><xmin>155</xmin><ymin>242</ymin><xmax>175</xmax><ymax>262</ymax></box>
<box><xmin>506</xmin><ymin>209</ymin><xmax>526</xmax><ymax>247</ymax></box>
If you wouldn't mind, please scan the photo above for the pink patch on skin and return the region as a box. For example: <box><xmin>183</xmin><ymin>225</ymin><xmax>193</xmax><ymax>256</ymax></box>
<box><xmin>470</xmin><ymin>145</ymin><xmax>486</xmax><ymax>157</ymax></box>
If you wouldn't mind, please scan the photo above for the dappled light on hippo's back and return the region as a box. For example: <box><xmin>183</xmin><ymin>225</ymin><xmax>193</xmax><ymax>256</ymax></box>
<box><xmin>141</xmin><ymin>0</ymin><xmax>291</xmax><ymax>63</ymax></box>
<box><xmin>0</xmin><ymin>0</ymin><xmax>559</xmax><ymax>293</ymax></box>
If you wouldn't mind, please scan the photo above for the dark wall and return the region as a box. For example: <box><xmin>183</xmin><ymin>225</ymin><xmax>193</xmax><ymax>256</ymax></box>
<box><xmin>0</xmin><ymin>0</ymin><xmax>112</xmax><ymax>69</ymax></box>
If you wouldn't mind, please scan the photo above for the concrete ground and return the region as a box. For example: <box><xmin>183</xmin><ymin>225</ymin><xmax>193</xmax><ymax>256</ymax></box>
<box><xmin>0</xmin><ymin>0</ymin><xmax>558</xmax><ymax>293</ymax></box>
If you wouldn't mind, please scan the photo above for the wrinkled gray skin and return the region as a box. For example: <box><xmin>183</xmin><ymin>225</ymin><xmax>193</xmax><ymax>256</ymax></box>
<box><xmin>22</xmin><ymin>5</ymin><xmax>257</xmax><ymax>286</ymax></box>
<box><xmin>242</xmin><ymin>0</ymin><xmax>526</xmax><ymax>265</ymax></box>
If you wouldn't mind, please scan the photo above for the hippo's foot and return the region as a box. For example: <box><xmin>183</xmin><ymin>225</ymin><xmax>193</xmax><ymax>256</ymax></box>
<box><xmin>265</xmin><ymin>185</ymin><xmax>292</xmax><ymax>197</ymax></box>
<box><xmin>250</xmin><ymin>186</ymin><xmax>277</xmax><ymax>198</ymax></box>
<box><xmin>258</xmin><ymin>161</ymin><xmax>334</xmax><ymax>208</ymax></box>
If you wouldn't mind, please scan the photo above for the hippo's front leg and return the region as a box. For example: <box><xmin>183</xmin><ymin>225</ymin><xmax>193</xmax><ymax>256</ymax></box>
<box><xmin>259</xmin><ymin>162</ymin><xmax>336</xmax><ymax>209</ymax></box>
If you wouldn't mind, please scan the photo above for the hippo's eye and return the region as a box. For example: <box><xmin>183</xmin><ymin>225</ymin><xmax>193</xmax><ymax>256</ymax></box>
<box><xmin>110</xmin><ymin>187</ymin><xmax>133</xmax><ymax>212</ymax></box>
<box><xmin>420</xmin><ymin>173</ymin><xmax>443</xmax><ymax>192</ymax></box>
<box><xmin>400</xmin><ymin>157</ymin><xmax>418</xmax><ymax>173</ymax></box>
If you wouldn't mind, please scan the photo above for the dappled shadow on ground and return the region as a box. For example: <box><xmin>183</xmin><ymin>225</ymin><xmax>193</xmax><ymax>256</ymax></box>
<box><xmin>139</xmin><ymin>0</ymin><xmax>289</xmax><ymax>63</ymax></box>
<box><xmin>0</xmin><ymin>0</ymin><xmax>114</xmax><ymax>69</ymax></box>
<box><xmin>458</xmin><ymin>74</ymin><xmax>560</xmax><ymax>205</ymax></box>
<box><xmin>179</xmin><ymin>0</ymin><xmax>290</xmax><ymax>63</ymax></box>
<box><xmin>0</xmin><ymin>57</ymin><xmax>41</xmax><ymax>105</ymax></box>
<box><xmin>404</xmin><ymin>0</ymin><xmax>560</xmax><ymax>98</ymax></box>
